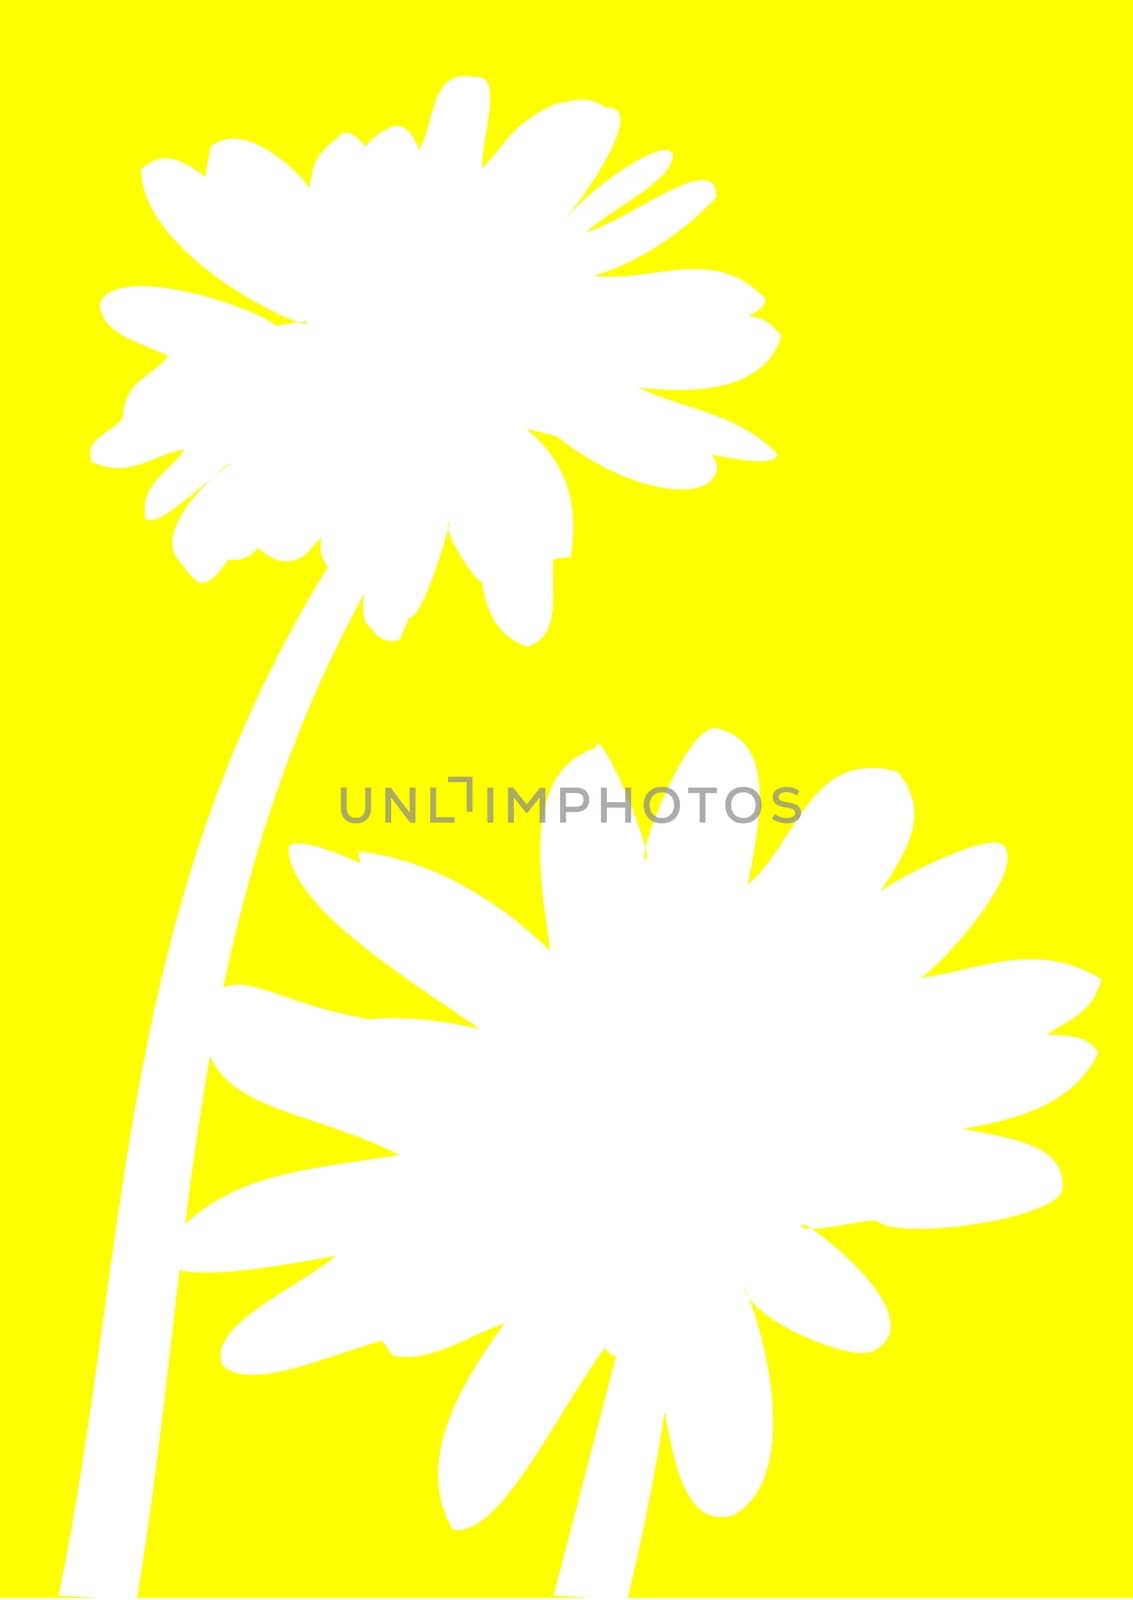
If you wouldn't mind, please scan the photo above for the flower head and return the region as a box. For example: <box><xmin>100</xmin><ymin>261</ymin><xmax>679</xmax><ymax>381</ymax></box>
<box><xmin>184</xmin><ymin>732</ymin><xmax>1097</xmax><ymax>1528</ymax></box>
<box><xmin>93</xmin><ymin>79</ymin><xmax>778</xmax><ymax>642</ymax></box>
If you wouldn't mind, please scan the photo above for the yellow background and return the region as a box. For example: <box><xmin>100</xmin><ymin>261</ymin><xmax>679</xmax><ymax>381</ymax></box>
<box><xmin>4</xmin><ymin>1</ymin><xmax>1129</xmax><ymax>1593</ymax></box>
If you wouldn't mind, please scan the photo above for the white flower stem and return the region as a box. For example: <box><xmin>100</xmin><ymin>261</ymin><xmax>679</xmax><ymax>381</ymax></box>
<box><xmin>557</xmin><ymin>1357</ymin><xmax>662</xmax><ymax>1599</ymax></box>
<box><xmin>62</xmin><ymin>567</ymin><xmax>360</xmax><ymax>1599</ymax></box>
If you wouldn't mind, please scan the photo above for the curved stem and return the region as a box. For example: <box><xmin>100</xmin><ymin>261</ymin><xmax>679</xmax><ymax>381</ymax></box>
<box><xmin>62</xmin><ymin>567</ymin><xmax>360</xmax><ymax>1598</ymax></box>
<box><xmin>557</xmin><ymin>1358</ymin><xmax>662</xmax><ymax>1599</ymax></box>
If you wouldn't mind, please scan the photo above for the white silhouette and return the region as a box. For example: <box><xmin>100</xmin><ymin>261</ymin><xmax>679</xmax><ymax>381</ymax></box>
<box><xmin>66</xmin><ymin>81</ymin><xmax>777</xmax><ymax>1598</ymax></box>
<box><xmin>93</xmin><ymin>76</ymin><xmax>777</xmax><ymax>643</ymax></box>
<box><xmin>183</xmin><ymin>732</ymin><xmax>1098</xmax><ymax>1597</ymax></box>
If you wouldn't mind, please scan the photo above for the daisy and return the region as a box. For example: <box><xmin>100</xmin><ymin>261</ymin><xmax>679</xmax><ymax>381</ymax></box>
<box><xmin>66</xmin><ymin>83</ymin><xmax>777</xmax><ymax>1599</ymax></box>
<box><xmin>93</xmin><ymin>75</ymin><xmax>777</xmax><ymax>644</ymax></box>
<box><xmin>183</xmin><ymin>732</ymin><xmax>1098</xmax><ymax>1596</ymax></box>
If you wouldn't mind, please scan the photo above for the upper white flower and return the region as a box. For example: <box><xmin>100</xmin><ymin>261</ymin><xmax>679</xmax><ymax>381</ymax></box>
<box><xmin>183</xmin><ymin>732</ymin><xmax>1098</xmax><ymax>1529</ymax></box>
<box><xmin>92</xmin><ymin>78</ymin><xmax>779</xmax><ymax>643</ymax></box>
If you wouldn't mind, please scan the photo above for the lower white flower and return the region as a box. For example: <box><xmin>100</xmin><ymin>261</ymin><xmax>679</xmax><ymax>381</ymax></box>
<box><xmin>184</xmin><ymin>731</ymin><xmax>1098</xmax><ymax>1595</ymax></box>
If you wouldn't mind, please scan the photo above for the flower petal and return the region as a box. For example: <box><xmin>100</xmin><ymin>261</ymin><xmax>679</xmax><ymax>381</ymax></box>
<box><xmin>309</xmin><ymin>132</ymin><xmax>366</xmax><ymax>198</ymax></box>
<box><xmin>589</xmin><ymin>270</ymin><xmax>777</xmax><ymax>390</ymax></box>
<box><xmin>422</xmin><ymin>77</ymin><xmax>491</xmax><ymax>172</ymax></box>
<box><xmin>550</xmin><ymin>389</ymin><xmax>772</xmax><ymax>490</ymax></box>
<box><xmin>439</xmin><ymin>1317</ymin><xmax>600</xmax><ymax>1528</ymax></box>
<box><xmin>373</xmin><ymin>1170</ymin><xmax>515</xmax><ymax>1357</ymax></box>
<box><xmin>901</xmin><ymin>962</ymin><xmax>1100</xmax><ymax>1125</ymax></box>
<box><xmin>746</xmin><ymin>1228</ymin><xmax>890</xmax><ymax>1352</ymax></box>
<box><xmin>91</xmin><ymin>421</ymin><xmax>170</xmax><ymax>471</ymax></box>
<box><xmin>355</xmin><ymin>517</ymin><xmax>448</xmax><ymax>641</ymax></box>
<box><xmin>208</xmin><ymin>985</ymin><xmax>482</xmax><ymax>1147</ymax></box>
<box><xmin>220</xmin><ymin>1258</ymin><xmax>384</xmax><ymax>1373</ymax></box>
<box><xmin>183</xmin><ymin>1159</ymin><xmax>391</xmax><ymax>1272</ymax></box>
<box><xmin>100</xmin><ymin>286</ymin><xmax>271</xmax><ymax>354</ymax></box>
<box><xmin>312</xmin><ymin>127</ymin><xmax>417</xmax><ymax>228</ymax></box>
<box><xmin>644</xmin><ymin>729</ymin><xmax>759</xmax><ymax>891</ymax></box>
<box><xmin>170</xmin><ymin>464</ymin><xmax>312</xmax><ymax>580</ymax></box>
<box><xmin>144</xmin><ymin>450</ymin><xmax>225</xmax><ymax>519</ymax></box>
<box><xmin>541</xmin><ymin>746</ymin><xmax>645</xmax><ymax>959</ymax></box>
<box><xmin>204</xmin><ymin>1164</ymin><xmax>509</xmax><ymax>1367</ymax></box>
<box><xmin>756</xmin><ymin>769</ymin><xmax>914</xmax><ymax>910</ymax></box>
<box><xmin>572</xmin><ymin>150</ymin><xmax>673</xmax><ymax>230</ymax></box>
<box><xmin>923</xmin><ymin>1033</ymin><xmax>1097</xmax><ymax>1127</ymax></box>
<box><xmin>585</xmin><ymin>180</ymin><xmax>715</xmax><ymax>274</ymax></box>
<box><xmin>142</xmin><ymin>141</ymin><xmax>311</xmax><ymax>319</ymax></box>
<box><xmin>289</xmin><ymin>845</ymin><xmax>550</xmax><ymax>1026</ymax></box>
<box><xmin>448</xmin><ymin>431</ymin><xmax>572</xmax><ymax>645</ymax></box>
<box><xmin>485</xmin><ymin>100</ymin><xmax>620</xmax><ymax>214</ymax></box>
<box><xmin>90</xmin><ymin>362</ymin><xmax>190</xmax><ymax>468</ymax></box>
<box><xmin>364</xmin><ymin>125</ymin><xmax>419</xmax><ymax>183</ymax></box>
<box><xmin>480</xmin><ymin>556</ymin><xmax>555</xmax><ymax>647</ymax></box>
<box><xmin>661</xmin><ymin>1294</ymin><xmax>771</xmax><ymax>1517</ymax></box>
<box><xmin>880</xmin><ymin>844</ymin><xmax>1007</xmax><ymax>975</ymax></box>
<box><xmin>876</xmin><ymin>1131</ymin><xmax>1062</xmax><ymax>1228</ymax></box>
<box><xmin>169</xmin><ymin>473</ymin><xmax>239</xmax><ymax>578</ymax></box>
<box><xmin>924</xmin><ymin>960</ymin><xmax>1100</xmax><ymax>1037</ymax></box>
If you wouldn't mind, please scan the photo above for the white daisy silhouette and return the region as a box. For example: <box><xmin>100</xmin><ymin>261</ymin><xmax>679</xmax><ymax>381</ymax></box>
<box><xmin>184</xmin><ymin>732</ymin><xmax>1098</xmax><ymax>1596</ymax></box>
<box><xmin>94</xmin><ymin>75</ymin><xmax>777</xmax><ymax>644</ymax></box>
<box><xmin>67</xmin><ymin>83</ymin><xmax>778</xmax><ymax>1599</ymax></box>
